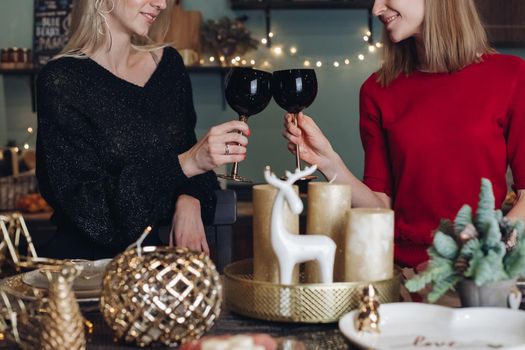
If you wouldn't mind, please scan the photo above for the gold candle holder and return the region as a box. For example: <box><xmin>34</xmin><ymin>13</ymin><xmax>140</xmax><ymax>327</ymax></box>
<box><xmin>344</xmin><ymin>208</ymin><xmax>394</xmax><ymax>282</ymax></box>
<box><xmin>252</xmin><ymin>184</ymin><xmax>299</xmax><ymax>284</ymax></box>
<box><xmin>305</xmin><ymin>182</ymin><xmax>351</xmax><ymax>283</ymax></box>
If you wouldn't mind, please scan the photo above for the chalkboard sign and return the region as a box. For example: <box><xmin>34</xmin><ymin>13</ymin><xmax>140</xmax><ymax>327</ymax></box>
<box><xmin>33</xmin><ymin>0</ymin><xmax>74</xmax><ymax>67</ymax></box>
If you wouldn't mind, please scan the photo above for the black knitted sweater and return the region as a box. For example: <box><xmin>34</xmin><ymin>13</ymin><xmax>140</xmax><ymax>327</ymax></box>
<box><xmin>36</xmin><ymin>47</ymin><xmax>218</xmax><ymax>259</ymax></box>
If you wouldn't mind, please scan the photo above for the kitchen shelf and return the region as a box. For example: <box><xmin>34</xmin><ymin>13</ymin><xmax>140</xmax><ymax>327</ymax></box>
<box><xmin>231</xmin><ymin>0</ymin><xmax>374</xmax><ymax>47</ymax></box>
<box><xmin>231</xmin><ymin>0</ymin><xmax>373</xmax><ymax>10</ymax></box>
<box><xmin>0</xmin><ymin>66</ymin><xmax>233</xmax><ymax>111</ymax></box>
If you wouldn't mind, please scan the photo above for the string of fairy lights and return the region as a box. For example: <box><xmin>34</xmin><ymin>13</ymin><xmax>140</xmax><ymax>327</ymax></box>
<box><xmin>18</xmin><ymin>30</ymin><xmax>382</xmax><ymax>151</ymax></box>
<box><xmin>198</xmin><ymin>28</ymin><xmax>383</xmax><ymax>70</ymax></box>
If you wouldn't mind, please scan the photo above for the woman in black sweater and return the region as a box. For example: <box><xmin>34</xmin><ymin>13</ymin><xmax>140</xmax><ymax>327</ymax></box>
<box><xmin>35</xmin><ymin>0</ymin><xmax>248</xmax><ymax>259</ymax></box>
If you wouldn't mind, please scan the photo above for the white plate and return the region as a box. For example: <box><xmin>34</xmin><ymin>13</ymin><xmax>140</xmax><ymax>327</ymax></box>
<box><xmin>339</xmin><ymin>302</ymin><xmax>525</xmax><ymax>350</ymax></box>
<box><xmin>21</xmin><ymin>258</ymin><xmax>111</xmax><ymax>291</ymax></box>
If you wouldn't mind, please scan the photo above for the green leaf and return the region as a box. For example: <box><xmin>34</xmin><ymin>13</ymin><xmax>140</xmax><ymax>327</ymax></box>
<box><xmin>495</xmin><ymin>210</ymin><xmax>503</xmax><ymax>223</ymax></box>
<box><xmin>459</xmin><ymin>238</ymin><xmax>481</xmax><ymax>257</ymax></box>
<box><xmin>483</xmin><ymin>217</ymin><xmax>503</xmax><ymax>250</ymax></box>
<box><xmin>474</xmin><ymin>250</ymin><xmax>507</xmax><ymax>286</ymax></box>
<box><xmin>433</xmin><ymin>231</ymin><xmax>459</xmax><ymax>259</ymax></box>
<box><xmin>505</xmin><ymin>241</ymin><xmax>525</xmax><ymax>278</ymax></box>
<box><xmin>474</xmin><ymin>178</ymin><xmax>496</xmax><ymax>233</ymax></box>
<box><xmin>405</xmin><ymin>270</ymin><xmax>433</xmax><ymax>292</ymax></box>
<box><xmin>405</xmin><ymin>256</ymin><xmax>454</xmax><ymax>292</ymax></box>
<box><xmin>464</xmin><ymin>249</ymin><xmax>484</xmax><ymax>278</ymax></box>
<box><xmin>427</xmin><ymin>274</ymin><xmax>461</xmax><ymax>303</ymax></box>
<box><xmin>454</xmin><ymin>205</ymin><xmax>472</xmax><ymax>235</ymax></box>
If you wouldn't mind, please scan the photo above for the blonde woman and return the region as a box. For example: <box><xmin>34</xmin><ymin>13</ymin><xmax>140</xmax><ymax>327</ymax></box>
<box><xmin>36</xmin><ymin>0</ymin><xmax>249</xmax><ymax>259</ymax></box>
<box><xmin>283</xmin><ymin>0</ymin><xmax>525</xmax><ymax>268</ymax></box>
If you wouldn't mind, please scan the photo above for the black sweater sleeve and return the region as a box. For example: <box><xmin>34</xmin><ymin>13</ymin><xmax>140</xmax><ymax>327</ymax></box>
<box><xmin>176</xmin><ymin>65</ymin><xmax>219</xmax><ymax>225</ymax></box>
<box><xmin>36</xmin><ymin>57</ymin><xmax>214</xmax><ymax>251</ymax></box>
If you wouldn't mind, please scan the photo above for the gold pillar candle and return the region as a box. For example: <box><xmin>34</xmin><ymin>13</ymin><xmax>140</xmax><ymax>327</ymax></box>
<box><xmin>253</xmin><ymin>184</ymin><xmax>299</xmax><ymax>284</ymax></box>
<box><xmin>305</xmin><ymin>182</ymin><xmax>352</xmax><ymax>283</ymax></box>
<box><xmin>345</xmin><ymin>208</ymin><xmax>394</xmax><ymax>282</ymax></box>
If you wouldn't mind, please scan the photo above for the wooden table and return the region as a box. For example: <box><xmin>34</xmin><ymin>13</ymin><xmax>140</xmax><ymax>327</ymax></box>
<box><xmin>81</xmin><ymin>307</ymin><xmax>350</xmax><ymax>350</ymax></box>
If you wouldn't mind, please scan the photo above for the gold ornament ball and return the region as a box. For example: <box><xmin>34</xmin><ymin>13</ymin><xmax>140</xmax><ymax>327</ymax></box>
<box><xmin>99</xmin><ymin>246</ymin><xmax>222</xmax><ymax>347</ymax></box>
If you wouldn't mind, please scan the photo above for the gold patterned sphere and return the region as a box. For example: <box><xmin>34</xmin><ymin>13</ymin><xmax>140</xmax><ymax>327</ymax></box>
<box><xmin>99</xmin><ymin>246</ymin><xmax>222</xmax><ymax>347</ymax></box>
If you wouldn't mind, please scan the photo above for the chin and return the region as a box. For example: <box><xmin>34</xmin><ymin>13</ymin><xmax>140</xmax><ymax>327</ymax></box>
<box><xmin>389</xmin><ymin>32</ymin><xmax>410</xmax><ymax>44</ymax></box>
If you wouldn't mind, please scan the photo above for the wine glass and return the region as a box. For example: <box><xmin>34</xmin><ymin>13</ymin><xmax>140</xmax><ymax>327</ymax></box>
<box><xmin>272</xmin><ymin>69</ymin><xmax>318</xmax><ymax>179</ymax></box>
<box><xmin>218</xmin><ymin>67</ymin><xmax>272</xmax><ymax>182</ymax></box>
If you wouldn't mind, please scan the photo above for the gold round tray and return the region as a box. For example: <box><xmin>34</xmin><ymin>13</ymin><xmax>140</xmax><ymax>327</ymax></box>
<box><xmin>224</xmin><ymin>259</ymin><xmax>400</xmax><ymax>323</ymax></box>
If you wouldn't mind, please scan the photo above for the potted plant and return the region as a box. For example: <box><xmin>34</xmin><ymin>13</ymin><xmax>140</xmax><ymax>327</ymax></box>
<box><xmin>405</xmin><ymin>178</ymin><xmax>525</xmax><ymax>306</ymax></box>
<box><xmin>201</xmin><ymin>16</ymin><xmax>259</xmax><ymax>65</ymax></box>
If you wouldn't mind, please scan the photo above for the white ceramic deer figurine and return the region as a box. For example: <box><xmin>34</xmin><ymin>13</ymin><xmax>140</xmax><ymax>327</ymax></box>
<box><xmin>264</xmin><ymin>165</ymin><xmax>336</xmax><ymax>285</ymax></box>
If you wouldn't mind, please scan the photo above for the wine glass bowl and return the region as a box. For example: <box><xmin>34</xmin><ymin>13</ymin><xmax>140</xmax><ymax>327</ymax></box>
<box><xmin>272</xmin><ymin>69</ymin><xmax>318</xmax><ymax>114</ymax></box>
<box><xmin>272</xmin><ymin>69</ymin><xmax>318</xmax><ymax>179</ymax></box>
<box><xmin>218</xmin><ymin>68</ymin><xmax>272</xmax><ymax>182</ymax></box>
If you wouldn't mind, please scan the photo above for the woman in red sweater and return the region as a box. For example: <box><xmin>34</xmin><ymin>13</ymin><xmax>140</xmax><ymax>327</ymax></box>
<box><xmin>283</xmin><ymin>0</ymin><xmax>525</xmax><ymax>268</ymax></box>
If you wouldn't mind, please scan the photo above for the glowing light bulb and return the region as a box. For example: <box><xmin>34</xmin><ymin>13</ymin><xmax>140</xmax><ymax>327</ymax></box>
<box><xmin>358</xmin><ymin>54</ymin><xmax>365</xmax><ymax>61</ymax></box>
<box><xmin>363</xmin><ymin>35</ymin><xmax>369</xmax><ymax>42</ymax></box>
<box><xmin>23</xmin><ymin>144</ymin><xmax>30</xmax><ymax>150</ymax></box>
<box><xmin>209</xmin><ymin>56</ymin><xmax>215</xmax><ymax>62</ymax></box>
<box><xmin>269</xmin><ymin>32</ymin><xmax>274</xmax><ymax>38</ymax></box>
<box><xmin>261</xmin><ymin>38</ymin><xmax>268</xmax><ymax>45</ymax></box>
<box><xmin>316</xmin><ymin>61</ymin><xmax>322</xmax><ymax>67</ymax></box>
<box><xmin>289</xmin><ymin>46</ymin><xmax>297</xmax><ymax>55</ymax></box>
<box><xmin>333</xmin><ymin>61</ymin><xmax>340</xmax><ymax>67</ymax></box>
<box><xmin>366</xmin><ymin>30</ymin><xmax>372</xmax><ymax>36</ymax></box>
<box><xmin>304</xmin><ymin>60</ymin><xmax>311</xmax><ymax>67</ymax></box>
<box><xmin>250</xmin><ymin>59</ymin><xmax>256</xmax><ymax>65</ymax></box>
<box><xmin>344</xmin><ymin>59</ymin><xmax>350</xmax><ymax>65</ymax></box>
<box><xmin>235</xmin><ymin>56</ymin><xmax>241</xmax><ymax>62</ymax></box>
<box><xmin>27</xmin><ymin>127</ymin><xmax>33</xmax><ymax>133</ymax></box>
<box><xmin>273</xmin><ymin>46</ymin><xmax>283</xmax><ymax>56</ymax></box>
<box><xmin>368</xmin><ymin>45</ymin><xmax>376</xmax><ymax>53</ymax></box>
<box><xmin>241</xmin><ymin>60</ymin><xmax>247</xmax><ymax>65</ymax></box>
<box><xmin>220</xmin><ymin>56</ymin><xmax>225</xmax><ymax>62</ymax></box>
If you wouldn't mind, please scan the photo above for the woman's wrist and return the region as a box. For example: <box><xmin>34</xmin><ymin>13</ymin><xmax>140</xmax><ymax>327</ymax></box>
<box><xmin>178</xmin><ymin>151</ymin><xmax>199</xmax><ymax>178</ymax></box>
<box><xmin>318</xmin><ymin>150</ymin><xmax>343</xmax><ymax>181</ymax></box>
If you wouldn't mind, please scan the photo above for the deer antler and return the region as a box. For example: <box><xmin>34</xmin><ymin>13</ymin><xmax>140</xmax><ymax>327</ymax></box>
<box><xmin>286</xmin><ymin>165</ymin><xmax>318</xmax><ymax>184</ymax></box>
<box><xmin>264</xmin><ymin>166</ymin><xmax>284</xmax><ymax>189</ymax></box>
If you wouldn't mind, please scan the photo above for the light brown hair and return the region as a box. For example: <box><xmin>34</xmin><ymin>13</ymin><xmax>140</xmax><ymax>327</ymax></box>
<box><xmin>56</xmin><ymin>0</ymin><xmax>174</xmax><ymax>59</ymax></box>
<box><xmin>378</xmin><ymin>0</ymin><xmax>494</xmax><ymax>87</ymax></box>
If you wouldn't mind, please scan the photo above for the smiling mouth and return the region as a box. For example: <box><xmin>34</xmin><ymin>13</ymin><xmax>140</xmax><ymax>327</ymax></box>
<box><xmin>383</xmin><ymin>14</ymin><xmax>400</xmax><ymax>25</ymax></box>
<box><xmin>141</xmin><ymin>12</ymin><xmax>158</xmax><ymax>23</ymax></box>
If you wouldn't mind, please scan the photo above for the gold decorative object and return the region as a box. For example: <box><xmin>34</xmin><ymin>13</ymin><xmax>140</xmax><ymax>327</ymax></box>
<box><xmin>355</xmin><ymin>284</ymin><xmax>381</xmax><ymax>333</ymax></box>
<box><xmin>0</xmin><ymin>262</ymin><xmax>91</xmax><ymax>350</ymax></box>
<box><xmin>0</xmin><ymin>212</ymin><xmax>38</xmax><ymax>272</ymax></box>
<box><xmin>40</xmin><ymin>264</ymin><xmax>86</xmax><ymax>350</ymax></box>
<box><xmin>252</xmin><ymin>184</ymin><xmax>299</xmax><ymax>284</ymax></box>
<box><xmin>0</xmin><ymin>288</ymin><xmax>43</xmax><ymax>349</ymax></box>
<box><xmin>344</xmin><ymin>208</ymin><xmax>394</xmax><ymax>282</ymax></box>
<box><xmin>224</xmin><ymin>259</ymin><xmax>400</xmax><ymax>323</ymax></box>
<box><xmin>100</xmin><ymin>246</ymin><xmax>222</xmax><ymax>347</ymax></box>
<box><xmin>305</xmin><ymin>182</ymin><xmax>351</xmax><ymax>283</ymax></box>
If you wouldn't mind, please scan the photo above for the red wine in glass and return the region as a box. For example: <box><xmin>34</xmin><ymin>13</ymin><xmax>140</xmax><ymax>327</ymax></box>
<box><xmin>218</xmin><ymin>67</ymin><xmax>272</xmax><ymax>182</ymax></box>
<box><xmin>272</xmin><ymin>69</ymin><xmax>318</xmax><ymax>178</ymax></box>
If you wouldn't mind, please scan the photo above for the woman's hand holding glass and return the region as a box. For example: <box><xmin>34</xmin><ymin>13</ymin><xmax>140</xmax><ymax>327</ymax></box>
<box><xmin>179</xmin><ymin>120</ymin><xmax>250</xmax><ymax>178</ymax></box>
<box><xmin>283</xmin><ymin>112</ymin><xmax>338</xmax><ymax>179</ymax></box>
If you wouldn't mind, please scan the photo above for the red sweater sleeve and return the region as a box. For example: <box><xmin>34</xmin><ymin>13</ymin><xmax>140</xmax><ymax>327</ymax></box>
<box><xmin>507</xmin><ymin>59</ymin><xmax>525</xmax><ymax>190</ymax></box>
<box><xmin>359</xmin><ymin>78</ymin><xmax>393</xmax><ymax>197</ymax></box>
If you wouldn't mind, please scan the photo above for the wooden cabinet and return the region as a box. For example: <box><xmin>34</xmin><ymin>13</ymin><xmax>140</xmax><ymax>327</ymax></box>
<box><xmin>475</xmin><ymin>0</ymin><xmax>525</xmax><ymax>47</ymax></box>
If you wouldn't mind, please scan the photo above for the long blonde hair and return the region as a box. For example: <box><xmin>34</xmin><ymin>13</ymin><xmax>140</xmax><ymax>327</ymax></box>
<box><xmin>378</xmin><ymin>0</ymin><xmax>494</xmax><ymax>87</ymax></box>
<box><xmin>56</xmin><ymin>0</ymin><xmax>174</xmax><ymax>59</ymax></box>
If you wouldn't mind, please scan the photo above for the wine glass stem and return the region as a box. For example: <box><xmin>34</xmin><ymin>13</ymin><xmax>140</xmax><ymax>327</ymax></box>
<box><xmin>293</xmin><ymin>113</ymin><xmax>301</xmax><ymax>170</ymax></box>
<box><xmin>229</xmin><ymin>115</ymin><xmax>248</xmax><ymax>178</ymax></box>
